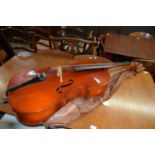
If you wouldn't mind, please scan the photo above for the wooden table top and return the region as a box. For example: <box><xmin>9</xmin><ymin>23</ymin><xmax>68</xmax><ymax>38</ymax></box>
<box><xmin>1</xmin><ymin>49</ymin><xmax>155</xmax><ymax>128</ymax></box>
<box><xmin>69</xmin><ymin>71</ymin><xmax>155</xmax><ymax>128</ymax></box>
<box><xmin>104</xmin><ymin>34</ymin><xmax>155</xmax><ymax>60</ymax></box>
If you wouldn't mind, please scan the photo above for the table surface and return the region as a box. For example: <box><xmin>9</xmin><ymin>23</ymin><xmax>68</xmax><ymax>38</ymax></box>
<box><xmin>1</xmin><ymin>49</ymin><xmax>155</xmax><ymax>128</ymax></box>
<box><xmin>104</xmin><ymin>34</ymin><xmax>155</xmax><ymax>60</ymax></box>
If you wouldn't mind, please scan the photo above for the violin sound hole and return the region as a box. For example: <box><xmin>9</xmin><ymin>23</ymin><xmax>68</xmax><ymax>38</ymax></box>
<box><xmin>56</xmin><ymin>79</ymin><xmax>74</xmax><ymax>94</ymax></box>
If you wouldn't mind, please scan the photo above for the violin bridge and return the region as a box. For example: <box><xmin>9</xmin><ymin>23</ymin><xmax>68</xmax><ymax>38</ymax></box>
<box><xmin>57</xmin><ymin>66</ymin><xmax>63</xmax><ymax>82</ymax></box>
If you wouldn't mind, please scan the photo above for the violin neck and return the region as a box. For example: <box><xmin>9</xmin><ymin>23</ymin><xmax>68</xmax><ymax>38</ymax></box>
<box><xmin>74</xmin><ymin>62</ymin><xmax>130</xmax><ymax>71</ymax></box>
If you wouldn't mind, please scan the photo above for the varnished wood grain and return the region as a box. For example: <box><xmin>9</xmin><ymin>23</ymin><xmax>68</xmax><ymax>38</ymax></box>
<box><xmin>104</xmin><ymin>34</ymin><xmax>155</xmax><ymax>60</ymax></box>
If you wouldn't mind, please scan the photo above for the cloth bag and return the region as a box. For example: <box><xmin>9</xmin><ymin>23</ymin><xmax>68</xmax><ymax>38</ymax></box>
<box><xmin>44</xmin><ymin>63</ymin><xmax>145</xmax><ymax>128</ymax></box>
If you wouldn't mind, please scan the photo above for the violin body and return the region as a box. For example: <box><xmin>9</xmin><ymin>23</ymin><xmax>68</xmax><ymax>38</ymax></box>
<box><xmin>7</xmin><ymin>65</ymin><xmax>110</xmax><ymax>125</ymax></box>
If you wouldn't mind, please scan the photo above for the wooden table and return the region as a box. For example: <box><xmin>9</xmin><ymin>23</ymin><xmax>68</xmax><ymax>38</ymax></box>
<box><xmin>1</xmin><ymin>49</ymin><xmax>155</xmax><ymax>128</ymax></box>
<box><xmin>104</xmin><ymin>34</ymin><xmax>155</xmax><ymax>60</ymax></box>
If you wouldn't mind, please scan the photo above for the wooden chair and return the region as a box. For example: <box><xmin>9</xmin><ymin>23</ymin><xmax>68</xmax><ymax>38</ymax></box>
<box><xmin>0</xmin><ymin>50</ymin><xmax>7</xmax><ymax>65</ymax></box>
<box><xmin>49</xmin><ymin>27</ymin><xmax>94</xmax><ymax>55</ymax></box>
<box><xmin>24</xmin><ymin>27</ymin><xmax>106</xmax><ymax>56</ymax></box>
<box><xmin>0</xmin><ymin>30</ymin><xmax>15</xmax><ymax>61</ymax></box>
<box><xmin>49</xmin><ymin>36</ymin><xmax>104</xmax><ymax>56</ymax></box>
<box><xmin>24</xmin><ymin>27</ymin><xmax>70</xmax><ymax>49</ymax></box>
<box><xmin>0</xmin><ymin>27</ymin><xmax>37</xmax><ymax>53</ymax></box>
<box><xmin>24</xmin><ymin>26</ymin><xmax>52</xmax><ymax>48</ymax></box>
<box><xmin>49</xmin><ymin>26</ymin><xmax>108</xmax><ymax>56</ymax></box>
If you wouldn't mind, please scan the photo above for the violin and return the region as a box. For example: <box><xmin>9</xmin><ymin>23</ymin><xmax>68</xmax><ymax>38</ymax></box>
<box><xmin>6</xmin><ymin>61</ymin><xmax>136</xmax><ymax>126</ymax></box>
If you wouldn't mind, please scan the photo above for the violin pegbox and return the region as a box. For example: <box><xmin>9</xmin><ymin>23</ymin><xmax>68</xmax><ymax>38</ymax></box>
<box><xmin>130</xmin><ymin>62</ymin><xmax>145</xmax><ymax>73</ymax></box>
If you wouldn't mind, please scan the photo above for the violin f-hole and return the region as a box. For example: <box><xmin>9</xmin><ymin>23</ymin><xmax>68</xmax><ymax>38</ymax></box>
<box><xmin>56</xmin><ymin>79</ymin><xmax>74</xmax><ymax>94</ymax></box>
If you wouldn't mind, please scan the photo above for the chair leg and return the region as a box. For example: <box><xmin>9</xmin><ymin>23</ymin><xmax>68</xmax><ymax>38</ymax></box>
<box><xmin>0</xmin><ymin>112</ymin><xmax>5</xmax><ymax>119</ymax></box>
<box><xmin>0</xmin><ymin>31</ymin><xmax>15</xmax><ymax>60</ymax></box>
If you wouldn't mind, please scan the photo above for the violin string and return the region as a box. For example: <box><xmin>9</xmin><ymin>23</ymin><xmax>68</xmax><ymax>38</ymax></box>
<box><xmin>45</xmin><ymin>62</ymin><xmax>131</xmax><ymax>74</ymax></box>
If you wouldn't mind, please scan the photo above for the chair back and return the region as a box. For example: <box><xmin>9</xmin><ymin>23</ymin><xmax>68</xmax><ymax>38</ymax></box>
<box><xmin>50</xmin><ymin>36</ymin><xmax>104</xmax><ymax>56</ymax></box>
